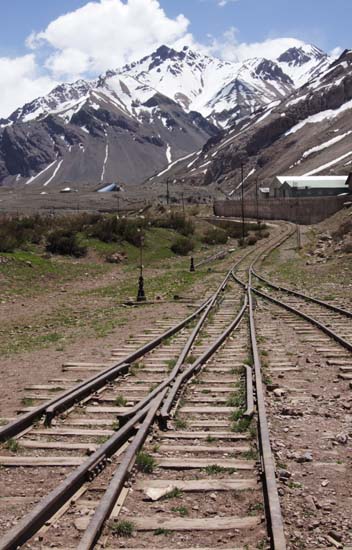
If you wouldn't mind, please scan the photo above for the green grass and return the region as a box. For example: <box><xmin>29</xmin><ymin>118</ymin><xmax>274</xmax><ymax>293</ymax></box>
<box><xmin>136</xmin><ymin>452</ymin><xmax>157</xmax><ymax>473</ymax></box>
<box><xmin>231</xmin><ymin>413</ymin><xmax>252</xmax><ymax>433</ymax></box>
<box><xmin>0</xmin><ymin>250</ymin><xmax>107</xmax><ymax>298</ymax></box>
<box><xmin>111</xmin><ymin>520</ymin><xmax>135</xmax><ymax>537</ymax></box>
<box><xmin>166</xmin><ymin>359</ymin><xmax>177</xmax><ymax>371</ymax></box>
<box><xmin>21</xmin><ymin>397</ymin><xmax>34</xmax><ymax>407</ymax></box>
<box><xmin>154</xmin><ymin>528</ymin><xmax>171</xmax><ymax>536</ymax></box>
<box><xmin>171</xmin><ymin>506</ymin><xmax>189</xmax><ymax>517</ymax></box>
<box><xmin>115</xmin><ymin>395</ymin><xmax>127</xmax><ymax>406</ymax></box>
<box><xmin>5</xmin><ymin>438</ymin><xmax>19</xmax><ymax>452</ymax></box>
<box><xmin>174</xmin><ymin>418</ymin><xmax>187</xmax><ymax>430</ymax></box>
<box><xmin>162</xmin><ymin>487</ymin><xmax>183</xmax><ymax>500</ymax></box>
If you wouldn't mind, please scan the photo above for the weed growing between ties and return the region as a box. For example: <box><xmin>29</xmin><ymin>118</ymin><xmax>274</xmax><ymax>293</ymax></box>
<box><xmin>162</xmin><ymin>487</ymin><xmax>183</xmax><ymax>499</ymax></box>
<box><xmin>136</xmin><ymin>452</ymin><xmax>157</xmax><ymax>473</ymax></box>
<box><xmin>174</xmin><ymin>417</ymin><xmax>188</xmax><ymax>430</ymax></box>
<box><xmin>111</xmin><ymin>520</ymin><xmax>135</xmax><ymax>537</ymax></box>
<box><xmin>171</xmin><ymin>506</ymin><xmax>189</xmax><ymax>517</ymax></box>
<box><xmin>154</xmin><ymin>528</ymin><xmax>171</xmax><ymax>536</ymax></box>
<box><xmin>5</xmin><ymin>438</ymin><xmax>19</xmax><ymax>453</ymax></box>
<box><xmin>115</xmin><ymin>395</ymin><xmax>127</xmax><ymax>406</ymax></box>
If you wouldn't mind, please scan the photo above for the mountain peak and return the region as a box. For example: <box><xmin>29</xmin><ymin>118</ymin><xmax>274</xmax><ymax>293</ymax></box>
<box><xmin>278</xmin><ymin>44</ymin><xmax>325</xmax><ymax>66</ymax></box>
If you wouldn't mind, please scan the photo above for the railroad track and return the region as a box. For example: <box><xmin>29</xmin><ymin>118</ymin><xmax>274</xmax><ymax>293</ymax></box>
<box><xmin>240</xmin><ymin>229</ymin><xmax>352</xmax><ymax>549</ymax></box>
<box><xmin>0</xmin><ymin>226</ymin><xmax>288</xmax><ymax>550</ymax></box>
<box><xmin>4</xmin><ymin>218</ymin><xmax>350</xmax><ymax>550</ymax></box>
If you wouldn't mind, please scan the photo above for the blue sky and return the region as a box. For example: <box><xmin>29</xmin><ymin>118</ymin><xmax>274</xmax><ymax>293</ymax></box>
<box><xmin>0</xmin><ymin>0</ymin><xmax>347</xmax><ymax>117</ymax></box>
<box><xmin>1</xmin><ymin>0</ymin><xmax>347</xmax><ymax>58</ymax></box>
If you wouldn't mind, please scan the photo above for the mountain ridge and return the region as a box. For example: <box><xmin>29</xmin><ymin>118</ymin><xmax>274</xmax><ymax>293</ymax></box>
<box><xmin>0</xmin><ymin>42</ymin><xmax>336</xmax><ymax>188</ymax></box>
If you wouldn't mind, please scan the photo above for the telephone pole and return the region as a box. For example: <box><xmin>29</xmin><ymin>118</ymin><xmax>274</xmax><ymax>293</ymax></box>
<box><xmin>166</xmin><ymin>178</ymin><xmax>170</xmax><ymax>206</ymax></box>
<box><xmin>241</xmin><ymin>162</ymin><xmax>245</xmax><ymax>239</ymax></box>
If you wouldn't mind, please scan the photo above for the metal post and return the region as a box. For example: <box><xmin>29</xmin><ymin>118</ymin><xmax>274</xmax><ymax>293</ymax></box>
<box><xmin>190</xmin><ymin>257</ymin><xmax>195</xmax><ymax>272</ymax></box>
<box><xmin>136</xmin><ymin>234</ymin><xmax>146</xmax><ymax>302</ymax></box>
<box><xmin>241</xmin><ymin>162</ymin><xmax>245</xmax><ymax>239</ymax></box>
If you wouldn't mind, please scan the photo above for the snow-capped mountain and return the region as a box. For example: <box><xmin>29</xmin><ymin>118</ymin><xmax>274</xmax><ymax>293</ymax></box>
<box><xmin>0</xmin><ymin>72</ymin><xmax>219</xmax><ymax>186</ymax></box>
<box><xmin>161</xmin><ymin>49</ymin><xmax>352</xmax><ymax>196</ymax></box>
<box><xmin>277</xmin><ymin>44</ymin><xmax>330</xmax><ymax>87</ymax></box>
<box><xmin>115</xmin><ymin>43</ymin><xmax>331</xmax><ymax>128</ymax></box>
<box><xmin>0</xmin><ymin>41</ymin><xmax>334</xmax><ymax>188</ymax></box>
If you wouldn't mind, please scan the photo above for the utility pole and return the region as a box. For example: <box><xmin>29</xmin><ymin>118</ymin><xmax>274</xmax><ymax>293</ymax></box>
<box><xmin>166</xmin><ymin>178</ymin><xmax>170</xmax><ymax>206</ymax></box>
<box><xmin>241</xmin><ymin>162</ymin><xmax>245</xmax><ymax>240</ymax></box>
<box><xmin>296</xmin><ymin>198</ymin><xmax>301</xmax><ymax>249</ymax></box>
<box><xmin>116</xmin><ymin>192</ymin><xmax>120</xmax><ymax>216</ymax></box>
<box><xmin>255</xmin><ymin>179</ymin><xmax>259</xmax><ymax>224</ymax></box>
<box><xmin>181</xmin><ymin>192</ymin><xmax>185</xmax><ymax>215</ymax></box>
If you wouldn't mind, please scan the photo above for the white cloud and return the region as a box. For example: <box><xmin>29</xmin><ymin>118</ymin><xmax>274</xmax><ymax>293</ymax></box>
<box><xmin>0</xmin><ymin>55</ymin><xmax>57</xmax><ymax>118</ymax></box>
<box><xmin>0</xmin><ymin>0</ymin><xmax>341</xmax><ymax>118</ymax></box>
<box><xmin>207</xmin><ymin>27</ymin><xmax>304</xmax><ymax>62</ymax></box>
<box><xmin>28</xmin><ymin>0</ymin><xmax>190</xmax><ymax>79</ymax></box>
<box><xmin>216</xmin><ymin>0</ymin><xmax>239</xmax><ymax>6</ymax></box>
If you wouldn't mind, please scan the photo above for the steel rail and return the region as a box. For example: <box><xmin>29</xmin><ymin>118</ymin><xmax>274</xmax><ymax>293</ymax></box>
<box><xmin>77</xmin><ymin>390</ymin><xmax>168</xmax><ymax>550</ymax></box>
<box><xmin>247</xmin><ymin>271</ymin><xmax>286</xmax><ymax>550</ymax></box>
<box><xmin>0</xmin><ymin>296</ymin><xmax>212</xmax><ymax>442</ymax></box>
<box><xmin>160</xmin><ymin>295</ymin><xmax>248</xmax><ymax>424</ymax></box>
<box><xmin>252</xmin><ymin>269</ymin><xmax>352</xmax><ymax>318</ymax></box>
<box><xmin>77</xmin><ymin>233</ymin><xmax>288</xmax><ymax>547</ymax></box>
<box><xmin>0</xmin><ymin>400</ymin><xmax>153</xmax><ymax>550</ymax></box>
<box><xmin>244</xmin><ymin>365</ymin><xmax>254</xmax><ymax>417</ymax></box>
<box><xmin>0</xmin><ymin>253</ymin><xmax>247</xmax><ymax>548</ymax></box>
<box><xmin>0</xmin><ymin>231</ymin><xmax>288</xmax><ymax>549</ymax></box>
<box><xmin>78</xmin><ymin>296</ymin><xmax>248</xmax><ymax>549</ymax></box>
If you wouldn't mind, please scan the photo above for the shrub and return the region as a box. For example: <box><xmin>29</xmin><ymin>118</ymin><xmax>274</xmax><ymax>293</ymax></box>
<box><xmin>333</xmin><ymin>219</ymin><xmax>352</xmax><ymax>241</ymax></box>
<box><xmin>257</xmin><ymin>230</ymin><xmax>270</xmax><ymax>239</ymax></box>
<box><xmin>90</xmin><ymin>216</ymin><xmax>144</xmax><ymax>246</ymax></box>
<box><xmin>46</xmin><ymin>230</ymin><xmax>87</xmax><ymax>257</ymax></box>
<box><xmin>154</xmin><ymin>213</ymin><xmax>194</xmax><ymax>236</ymax></box>
<box><xmin>112</xmin><ymin>520</ymin><xmax>135</xmax><ymax>537</ymax></box>
<box><xmin>201</xmin><ymin>227</ymin><xmax>228</xmax><ymax>245</ymax></box>
<box><xmin>342</xmin><ymin>241</ymin><xmax>352</xmax><ymax>254</ymax></box>
<box><xmin>0</xmin><ymin>230</ymin><xmax>19</xmax><ymax>252</ymax></box>
<box><xmin>246</xmin><ymin>235</ymin><xmax>258</xmax><ymax>246</ymax></box>
<box><xmin>171</xmin><ymin>236</ymin><xmax>194</xmax><ymax>255</ymax></box>
<box><xmin>136</xmin><ymin>452</ymin><xmax>157</xmax><ymax>473</ymax></box>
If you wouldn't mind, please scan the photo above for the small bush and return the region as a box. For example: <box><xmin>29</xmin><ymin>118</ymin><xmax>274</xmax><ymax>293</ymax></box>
<box><xmin>171</xmin><ymin>236</ymin><xmax>194</xmax><ymax>255</ymax></box>
<box><xmin>201</xmin><ymin>227</ymin><xmax>228</xmax><ymax>245</ymax></box>
<box><xmin>246</xmin><ymin>235</ymin><xmax>258</xmax><ymax>246</ymax></box>
<box><xmin>257</xmin><ymin>230</ymin><xmax>270</xmax><ymax>239</ymax></box>
<box><xmin>154</xmin><ymin>213</ymin><xmax>194</xmax><ymax>236</ymax></box>
<box><xmin>112</xmin><ymin>520</ymin><xmax>135</xmax><ymax>537</ymax></box>
<box><xmin>0</xmin><ymin>230</ymin><xmax>19</xmax><ymax>252</ymax></box>
<box><xmin>46</xmin><ymin>230</ymin><xmax>87</xmax><ymax>257</ymax></box>
<box><xmin>90</xmin><ymin>217</ymin><xmax>144</xmax><ymax>246</ymax></box>
<box><xmin>342</xmin><ymin>241</ymin><xmax>352</xmax><ymax>254</ymax></box>
<box><xmin>333</xmin><ymin>219</ymin><xmax>352</xmax><ymax>241</ymax></box>
<box><xmin>136</xmin><ymin>451</ymin><xmax>157</xmax><ymax>473</ymax></box>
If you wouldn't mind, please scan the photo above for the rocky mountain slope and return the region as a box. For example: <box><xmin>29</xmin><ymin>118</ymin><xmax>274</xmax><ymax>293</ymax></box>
<box><xmin>161</xmin><ymin>49</ymin><xmax>352</xmax><ymax>197</ymax></box>
<box><xmin>0</xmin><ymin>42</ymin><xmax>332</xmax><ymax>188</ymax></box>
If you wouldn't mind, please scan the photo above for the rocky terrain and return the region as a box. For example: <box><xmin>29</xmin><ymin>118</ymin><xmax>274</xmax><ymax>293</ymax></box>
<box><xmin>0</xmin><ymin>42</ymin><xmax>332</xmax><ymax>190</ymax></box>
